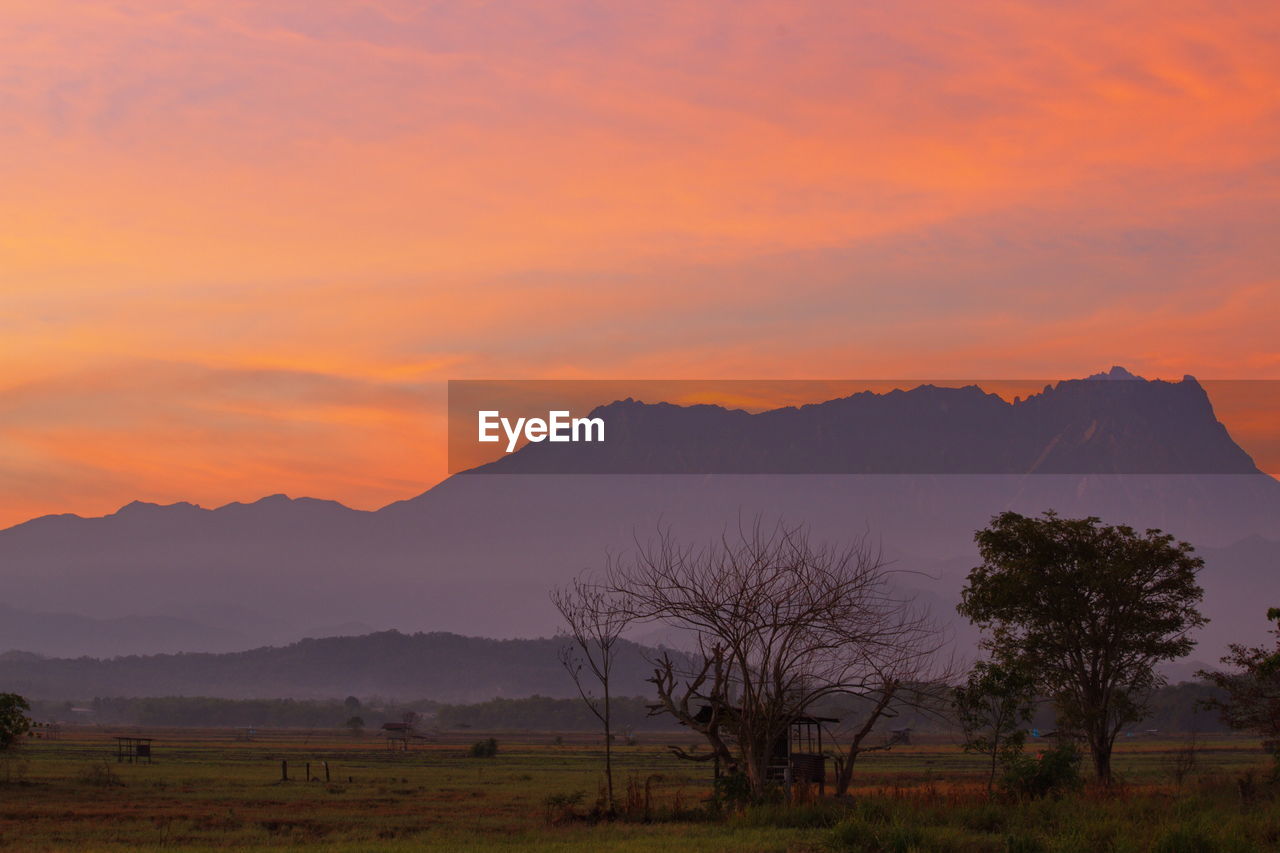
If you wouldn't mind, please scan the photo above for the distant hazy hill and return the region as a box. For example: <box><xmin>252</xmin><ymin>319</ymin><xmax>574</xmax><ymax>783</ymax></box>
<box><xmin>0</xmin><ymin>604</ymin><xmax>247</xmax><ymax>658</ymax></box>
<box><xmin>0</xmin><ymin>630</ymin><xmax>670</xmax><ymax>702</ymax></box>
<box><xmin>0</xmin><ymin>369</ymin><xmax>1276</xmax><ymax>658</ymax></box>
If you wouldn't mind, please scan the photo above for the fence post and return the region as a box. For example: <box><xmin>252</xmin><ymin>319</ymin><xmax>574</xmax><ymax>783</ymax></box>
<box><xmin>280</xmin><ymin>760</ymin><xmax>288</xmax><ymax>782</ymax></box>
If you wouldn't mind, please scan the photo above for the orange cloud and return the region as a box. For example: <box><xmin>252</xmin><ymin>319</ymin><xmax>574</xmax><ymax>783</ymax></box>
<box><xmin>1</xmin><ymin>0</ymin><xmax>1278</xmax><ymax>526</ymax></box>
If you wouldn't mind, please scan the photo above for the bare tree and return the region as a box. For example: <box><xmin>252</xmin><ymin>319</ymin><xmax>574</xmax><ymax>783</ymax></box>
<box><xmin>649</xmin><ymin>644</ymin><xmax>736</xmax><ymax>770</ymax></box>
<box><xmin>826</xmin><ymin>673</ymin><xmax>954</xmax><ymax>796</ymax></box>
<box><xmin>607</xmin><ymin>517</ymin><xmax>944</xmax><ymax>799</ymax></box>
<box><xmin>820</xmin><ymin>624</ymin><xmax>957</xmax><ymax>797</ymax></box>
<box><xmin>551</xmin><ymin>573</ymin><xmax>632</xmax><ymax>812</ymax></box>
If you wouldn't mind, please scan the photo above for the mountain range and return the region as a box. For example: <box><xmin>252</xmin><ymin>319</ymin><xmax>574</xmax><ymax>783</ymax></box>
<box><xmin>1</xmin><ymin>368</ymin><xmax>1277</xmax><ymax>694</ymax></box>
<box><xmin>0</xmin><ymin>631</ymin><xmax>666</xmax><ymax>702</ymax></box>
<box><xmin>476</xmin><ymin>367</ymin><xmax>1260</xmax><ymax>475</ymax></box>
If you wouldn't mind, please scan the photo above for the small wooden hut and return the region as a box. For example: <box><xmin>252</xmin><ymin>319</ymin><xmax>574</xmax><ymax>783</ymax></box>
<box><xmin>114</xmin><ymin>736</ymin><xmax>153</xmax><ymax>764</ymax></box>
<box><xmin>690</xmin><ymin>705</ymin><xmax>839</xmax><ymax>795</ymax></box>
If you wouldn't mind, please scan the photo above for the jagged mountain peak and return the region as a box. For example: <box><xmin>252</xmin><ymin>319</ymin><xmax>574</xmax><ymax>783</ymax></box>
<box><xmin>1085</xmin><ymin>365</ymin><xmax>1147</xmax><ymax>381</ymax></box>
<box><xmin>479</xmin><ymin>371</ymin><xmax>1256</xmax><ymax>475</ymax></box>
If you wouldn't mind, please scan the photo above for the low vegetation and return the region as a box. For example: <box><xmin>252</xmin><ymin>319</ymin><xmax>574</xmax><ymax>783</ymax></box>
<box><xmin>0</xmin><ymin>728</ymin><xmax>1275</xmax><ymax>851</ymax></box>
<box><xmin>468</xmin><ymin>737</ymin><xmax>499</xmax><ymax>758</ymax></box>
<box><xmin>27</xmin><ymin>694</ymin><xmax>676</xmax><ymax>732</ymax></box>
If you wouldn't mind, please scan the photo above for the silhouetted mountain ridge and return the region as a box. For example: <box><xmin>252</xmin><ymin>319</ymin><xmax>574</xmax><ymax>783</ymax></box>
<box><xmin>475</xmin><ymin>369</ymin><xmax>1258</xmax><ymax>474</ymax></box>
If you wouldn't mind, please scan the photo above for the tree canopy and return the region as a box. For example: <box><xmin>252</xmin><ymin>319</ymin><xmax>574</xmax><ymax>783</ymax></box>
<box><xmin>958</xmin><ymin>511</ymin><xmax>1206</xmax><ymax>783</ymax></box>
<box><xmin>0</xmin><ymin>693</ymin><xmax>31</xmax><ymax>750</ymax></box>
<box><xmin>953</xmin><ymin>660</ymin><xmax>1036</xmax><ymax>795</ymax></box>
<box><xmin>1198</xmin><ymin>607</ymin><xmax>1280</xmax><ymax>771</ymax></box>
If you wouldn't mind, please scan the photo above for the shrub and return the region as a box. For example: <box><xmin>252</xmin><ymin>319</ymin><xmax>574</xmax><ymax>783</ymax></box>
<box><xmin>542</xmin><ymin>790</ymin><xmax>585</xmax><ymax>824</ymax></box>
<box><xmin>827</xmin><ymin>816</ymin><xmax>930</xmax><ymax>853</ymax></box>
<box><xmin>1003</xmin><ymin>835</ymin><xmax>1047</xmax><ymax>853</ymax></box>
<box><xmin>854</xmin><ymin>798</ymin><xmax>894</xmax><ymax>825</ymax></box>
<box><xmin>828</xmin><ymin>817</ymin><xmax>880</xmax><ymax>852</ymax></box>
<box><xmin>736</xmin><ymin>800</ymin><xmax>847</xmax><ymax>829</ymax></box>
<box><xmin>712</xmin><ymin>772</ymin><xmax>761</xmax><ymax>811</ymax></box>
<box><xmin>1152</xmin><ymin>825</ymin><xmax>1216</xmax><ymax>853</ymax></box>
<box><xmin>468</xmin><ymin>737</ymin><xmax>498</xmax><ymax>758</ymax></box>
<box><xmin>959</xmin><ymin>802</ymin><xmax>1007</xmax><ymax>833</ymax></box>
<box><xmin>1000</xmin><ymin>742</ymin><xmax>1083</xmax><ymax>799</ymax></box>
<box><xmin>78</xmin><ymin>760</ymin><xmax>124</xmax><ymax>788</ymax></box>
<box><xmin>880</xmin><ymin>825</ymin><xmax>925</xmax><ymax>852</ymax></box>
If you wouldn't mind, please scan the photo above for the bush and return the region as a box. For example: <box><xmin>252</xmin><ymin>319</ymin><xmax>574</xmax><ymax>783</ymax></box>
<box><xmin>542</xmin><ymin>790</ymin><xmax>585</xmax><ymax>824</ymax></box>
<box><xmin>736</xmin><ymin>800</ymin><xmax>847</xmax><ymax>829</ymax></box>
<box><xmin>1152</xmin><ymin>825</ymin><xmax>1216</xmax><ymax>853</ymax></box>
<box><xmin>828</xmin><ymin>817</ymin><xmax>880</xmax><ymax>852</ymax></box>
<box><xmin>853</xmin><ymin>798</ymin><xmax>893</xmax><ymax>825</ymax></box>
<box><xmin>77</xmin><ymin>760</ymin><xmax>124</xmax><ymax>788</ymax></box>
<box><xmin>828</xmin><ymin>817</ymin><xmax>928</xmax><ymax>853</ymax></box>
<box><xmin>712</xmin><ymin>772</ymin><xmax>760</xmax><ymax>811</ymax></box>
<box><xmin>1000</xmin><ymin>742</ymin><xmax>1083</xmax><ymax>799</ymax></box>
<box><xmin>468</xmin><ymin>737</ymin><xmax>498</xmax><ymax>758</ymax></box>
<box><xmin>959</xmin><ymin>803</ymin><xmax>1007</xmax><ymax>833</ymax></box>
<box><xmin>879</xmin><ymin>825</ymin><xmax>925</xmax><ymax>852</ymax></box>
<box><xmin>1003</xmin><ymin>835</ymin><xmax>1047</xmax><ymax>853</ymax></box>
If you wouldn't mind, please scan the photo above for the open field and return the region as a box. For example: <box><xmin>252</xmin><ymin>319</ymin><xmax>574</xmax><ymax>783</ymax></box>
<box><xmin>0</xmin><ymin>728</ymin><xmax>1276</xmax><ymax>852</ymax></box>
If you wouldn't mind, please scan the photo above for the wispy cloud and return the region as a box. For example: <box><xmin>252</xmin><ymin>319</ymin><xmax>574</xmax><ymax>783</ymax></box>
<box><xmin>1</xmin><ymin>0</ymin><xmax>1277</xmax><ymax>524</ymax></box>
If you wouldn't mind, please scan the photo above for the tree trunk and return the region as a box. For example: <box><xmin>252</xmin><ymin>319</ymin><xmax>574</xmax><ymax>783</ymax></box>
<box><xmin>1091</xmin><ymin>733</ymin><xmax>1112</xmax><ymax>785</ymax></box>
<box><xmin>834</xmin><ymin>684</ymin><xmax>897</xmax><ymax>797</ymax></box>
<box><xmin>603</xmin><ymin>682</ymin><xmax>614</xmax><ymax>812</ymax></box>
<box><xmin>742</xmin><ymin>739</ymin><xmax>771</xmax><ymax>800</ymax></box>
<box><xmin>834</xmin><ymin>749</ymin><xmax>858</xmax><ymax>797</ymax></box>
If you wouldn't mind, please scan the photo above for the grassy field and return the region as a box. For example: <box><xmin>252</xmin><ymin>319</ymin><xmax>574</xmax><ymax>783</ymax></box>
<box><xmin>0</xmin><ymin>728</ymin><xmax>1276</xmax><ymax>851</ymax></box>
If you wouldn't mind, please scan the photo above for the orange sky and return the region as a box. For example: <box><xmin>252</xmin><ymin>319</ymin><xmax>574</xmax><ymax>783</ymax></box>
<box><xmin>2</xmin><ymin>0</ymin><xmax>1279</xmax><ymax>528</ymax></box>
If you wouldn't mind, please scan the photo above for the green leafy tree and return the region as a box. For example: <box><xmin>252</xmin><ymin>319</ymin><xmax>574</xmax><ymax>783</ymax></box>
<box><xmin>958</xmin><ymin>511</ymin><xmax>1207</xmax><ymax>784</ymax></box>
<box><xmin>0</xmin><ymin>693</ymin><xmax>31</xmax><ymax>750</ymax></box>
<box><xmin>954</xmin><ymin>660</ymin><xmax>1036</xmax><ymax>795</ymax></box>
<box><xmin>1198</xmin><ymin>608</ymin><xmax>1280</xmax><ymax>775</ymax></box>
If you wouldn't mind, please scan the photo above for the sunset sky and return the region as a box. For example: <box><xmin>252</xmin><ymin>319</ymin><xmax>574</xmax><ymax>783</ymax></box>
<box><xmin>2</xmin><ymin>0</ymin><xmax>1279</xmax><ymax>528</ymax></box>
